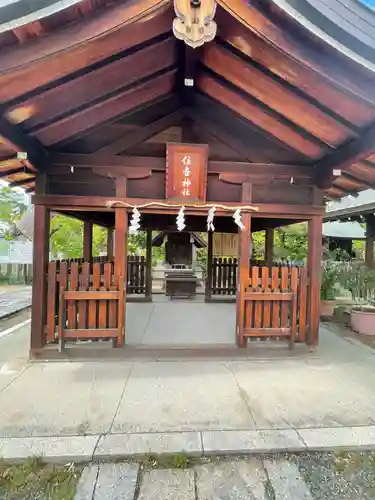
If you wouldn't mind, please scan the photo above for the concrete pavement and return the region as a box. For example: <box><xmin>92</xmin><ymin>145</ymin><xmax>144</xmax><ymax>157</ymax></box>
<box><xmin>1</xmin><ymin>321</ymin><xmax>375</xmax><ymax>461</ymax></box>
<box><xmin>0</xmin><ymin>286</ymin><xmax>31</xmax><ymax>319</ymax></box>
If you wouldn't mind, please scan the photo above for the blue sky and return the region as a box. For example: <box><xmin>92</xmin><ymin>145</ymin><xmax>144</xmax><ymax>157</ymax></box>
<box><xmin>359</xmin><ymin>0</ymin><xmax>375</xmax><ymax>9</ymax></box>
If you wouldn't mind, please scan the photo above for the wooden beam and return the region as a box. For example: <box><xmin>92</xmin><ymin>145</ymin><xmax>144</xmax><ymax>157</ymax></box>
<box><xmin>203</xmin><ymin>43</ymin><xmax>356</xmax><ymax>147</ymax></box>
<box><xmin>265</xmin><ymin>228</ymin><xmax>274</xmax><ymax>267</ymax></box>
<box><xmin>205</xmin><ymin>230</ymin><xmax>213</xmax><ymax>302</ymax></box>
<box><xmin>83</xmin><ymin>221</ymin><xmax>93</xmax><ymax>262</ymax></box>
<box><xmin>8</xmin><ymin>177</ymin><xmax>35</xmax><ymax>188</ymax></box>
<box><xmin>365</xmin><ymin>215</ymin><xmax>375</xmax><ymax>267</ymax></box>
<box><xmin>307</xmin><ymin>215</ymin><xmax>323</xmax><ymax>345</ymax></box>
<box><xmin>217</xmin><ymin>0</ymin><xmax>375</xmax><ymax>107</ymax></box>
<box><xmin>33</xmin><ymin>70</ymin><xmax>177</xmax><ymax>146</ymax></box>
<box><xmin>18</xmin><ymin>38</ymin><xmax>176</xmax><ymax>131</ymax></box>
<box><xmin>196</xmin><ymin>75</ymin><xmax>325</xmax><ymax>158</ymax></box>
<box><xmin>97</xmin><ymin>109</ymin><xmax>183</xmax><ymax>154</ymax></box>
<box><xmin>50</xmin><ymin>153</ymin><xmax>314</xmax><ymax>178</ymax></box>
<box><xmin>0</xmin><ymin>116</ymin><xmax>48</xmax><ymax>170</ymax></box>
<box><xmin>215</xmin><ymin>8</ymin><xmax>375</xmax><ymax>126</ymax></box>
<box><xmin>114</xmin><ymin>177</ymin><xmax>128</xmax><ymax>346</ymax></box>
<box><xmin>0</xmin><ymin>0</ymin><xmax>172</xmax><ymax>102</ymax></box>
<box><xmin>237</xmin><ymin>182</ymin><xmax>252</xmax><ymax>347</ymax></box>
<box><xmin>32</xmin><ymin>194</ymin><xmax>325</xmax><ymax>216</ymax></box>
<box><xmin>107</xmin><ymin>228</ymin><xmax>114</xmax><ymax>260</ymax></box>
<box><xmin>145</xmin><ymin>228</ymin><xmax>153</xmax><ymax>300</ymax></box>
<box><xmin>30</xmin><ymin>174</ymin><xmax>49</xmax><ymax>351</ymax></box>
<box><xmin>316</xmin><ymin>121</ymin><xmax>375</xmax><ymax>188</ymax></box>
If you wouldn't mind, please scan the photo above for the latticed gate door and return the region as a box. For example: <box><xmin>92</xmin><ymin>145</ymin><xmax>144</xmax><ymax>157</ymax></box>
<box><xmin>237</xmin><ymin>266</ymin><xmax>308</xmax><ymax>347</ymax></box>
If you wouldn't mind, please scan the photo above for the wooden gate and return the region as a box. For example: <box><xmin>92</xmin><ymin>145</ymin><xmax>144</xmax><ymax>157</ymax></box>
<box><xmin>45</xmin><ymin>261</ymin><xmax>124</xmax><ymax>346</ymax></box>
<box><xmin>237</xmin><ymin>266</ymin><xmax>308</xmax><ymax>347</ymax></box>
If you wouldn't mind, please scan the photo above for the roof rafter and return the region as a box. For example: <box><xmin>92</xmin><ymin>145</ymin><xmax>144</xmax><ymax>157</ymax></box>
<box><xmin>0</xmin><ymin>0</ymin><xmax>172</xmax><ymax>103</ymax></box>
<box><xmin>97</xmin><ymin>109</ymin><xmax>184</xmax><ymax>154</ymax></box>
<box><xmin>32</xmin><ymin>70</ymin><xmax>177</xmax><ymax>146</ymax></box>
<box><xmin>217</xmin><ymin>0</ymin><xmax>375</xmax><ymax>106</ymax></box>
<box><xmin>0</xmin><ymin>116</ymin><xmax>48</xmax><ymax>171</ymax></box>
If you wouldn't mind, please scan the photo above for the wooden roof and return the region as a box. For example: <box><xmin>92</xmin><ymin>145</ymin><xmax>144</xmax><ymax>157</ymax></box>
<box><xmin>2</xmin><ymin>0</ymin><xmax>375</xmax><ymax>199</ymax></box>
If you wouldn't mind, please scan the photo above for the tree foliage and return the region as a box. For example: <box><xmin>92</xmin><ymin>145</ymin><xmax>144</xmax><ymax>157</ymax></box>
<box><xmin>0</xmin><ymin>187</ymin><xmax>28</xmax><ymax>238</ymax></box>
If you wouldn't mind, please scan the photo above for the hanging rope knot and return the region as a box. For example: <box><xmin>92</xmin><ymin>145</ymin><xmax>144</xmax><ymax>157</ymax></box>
<box><xmin>207</xmin><ymin>206</ymin><xmax>216</xmax><ymax>231</ymax></box>
<box><xmin>176</xmin><ymin>206</ymin><xmax>186</xmax><ymax>231</ymax></box>
<box><xmin>129</xmin><ymin>207</ymin><xmax>141</xmax><ymax>235</ymax></box>
<box><xmin>233</xmin><ymin>208</ymin><xmax>246</xmax><ymax>231</ymax></box>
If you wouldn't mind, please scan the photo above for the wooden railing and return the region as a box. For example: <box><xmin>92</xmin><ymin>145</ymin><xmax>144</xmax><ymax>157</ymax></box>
<box><xmin>212</xmin><ymin>257</ymin><xmax>238</xmax><ymax>295</ymax></box>
<box><xmin>237</xmin><ymin>266</ymin><xmax>308</xmax><ymax>346</ymax></box>
<box><xmin>209</xmin><ymin>258</ymin><xmax>303</xmax><ymax>298</ymax></box>
<box><xmin>127</xmin><ymin>255</ymin><xmax>146</xmax><ymax>295</ymax></box>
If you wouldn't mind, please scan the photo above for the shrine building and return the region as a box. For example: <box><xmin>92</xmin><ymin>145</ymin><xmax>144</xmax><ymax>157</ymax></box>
<box><xmin>1</xmin><ymin>0</ymin><xmax>375</xmax><ymax>355</ymax></box>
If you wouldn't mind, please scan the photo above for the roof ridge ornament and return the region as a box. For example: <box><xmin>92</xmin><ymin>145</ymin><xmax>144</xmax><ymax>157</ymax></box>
<box><xmin>173</xmin><ymin>0</ymin><xmax>217</xmax><ymax>48</ymax></box>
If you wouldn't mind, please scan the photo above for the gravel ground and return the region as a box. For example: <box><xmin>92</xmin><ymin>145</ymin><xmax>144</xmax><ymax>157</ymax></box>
<box><xmin>289</xmin><ymin>451</ymin><xmax>375</xmax><ymax>500</ymax></box>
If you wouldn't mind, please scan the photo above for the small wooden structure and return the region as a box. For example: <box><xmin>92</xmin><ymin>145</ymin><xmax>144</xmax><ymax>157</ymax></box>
<box><xmin>324</xmin><ymin>190</ymin><xmax>375</xmax><ymax>266</ymax></box>
<box><xmin>1</xmin><ymin>0</ymin><xmax>375</xmax><ymax>353</ymax></box>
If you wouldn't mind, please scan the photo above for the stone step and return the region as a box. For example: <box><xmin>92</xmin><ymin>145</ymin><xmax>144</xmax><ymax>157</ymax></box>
<box><xmin>196</xmin><ymin>459</ymin><xmax>268</xmax><ymax>499</ymax></box>
<box><xmin>74</xmin><ymin>458</ymin><xmax>314</xmax><ymax>500</ymax></box>
<box><xmin>74</xmin><ymin>463</ymin><xmax>139</xmax><ymax>500</ymax></box>
<box><xmin>265</xmin><ymin>459</ymin><xmax>313</xmax><ymax>500</ymax></box>
<box><xmin>137</xmin><ymin>469</ymin><xmax>195</xmax><ymax>500</ymax></box>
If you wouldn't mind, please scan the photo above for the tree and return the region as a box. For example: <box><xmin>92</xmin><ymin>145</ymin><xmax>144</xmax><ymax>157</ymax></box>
<box><xmin>0</xmin><ymin>186</ymin><xmax>28</xmax><ymax>238</ymax></box>
<box><xmin>50</xmin><ymin>215</ymin><xmax>108</xmax><ymax>259</ymax></box>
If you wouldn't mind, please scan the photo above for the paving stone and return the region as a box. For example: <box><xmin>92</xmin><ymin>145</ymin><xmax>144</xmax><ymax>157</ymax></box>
<box><xmin>95</xmin><ymin>431</ymin><xmax>202</xmax><ymax>458</ymax></box>
<box><xmin>74</xmin><ymin>464</ymin><xmax>99</xmax><ymax>500</ymax></box>
<box><xmin>298</xmin><ymin>425</ymin><xmax>375</xmax><ymax>451</ymax></box>
<box><xmin>196</xmin><ymin>459</ymin><xmax>268</xmax><ymax>499</ymax></box>
<box><xmin>265</xmin><ymin>459</ymin><xmax>313</xmax><ymax>500</ymax></box>
<box><xmin>202</xmin><ymin>429</ymin><xmax>305</xmax><ymax>454</ymax></box>
<box><xmin>94</xmin><ymin>463</ymin><xmax>139</xmax><ymax>500</ymax></box>
<box><xmin>138</xmin><ymin>469</ymin><xmax>195</xmax><ymax>500</ymax></box>
<box><xmin>0</xmin><ymin>435</ymin><xmax>99</xmax><ymax>463</ymax></box>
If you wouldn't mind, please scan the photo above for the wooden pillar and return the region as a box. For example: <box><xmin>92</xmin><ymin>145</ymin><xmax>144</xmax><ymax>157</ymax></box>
<box><xmin>307</xmin><ymin>215</ymin><xmax>323</xmax><ymax>346</ymax></box>
<box><xmin>107</xmin><ymin>228</ymin><xmax>114</xmax><ymax>261</ymax></box>
<box><xmin>205</xmin><ymin>230</ymin><xmax>213</xmax><ymax>302</ymax></box>
<box><xmin>236</xmin><ymin>182</ymin><xmax>252</xmax><ymax>347</ymax></box>
<box><xmin>30</xmin><ymin>175</ymin><xmax>50</xmax><ymax>352</ymax></box>
<box><xmin>114</xmin><ymin>177</ymin><xmax>128</xmax><ymax>347</ymax></box>
<box><xmin>83</xmin><ymin>221</ymin><xmax>93</xmax><ymax>262</ymax></box>
<box><xmin>365</xmin><ymin>215</ymin><xmax>375</xmax><ymax>268</ymax></box>
<box><xmin>265</xmin><ymin>228</ymin><xmax>274</xmax><ymax>267</ymax></box>
<box><xmin>145</xmin><ymin>229</ymin><xmax>153</xmax><ymax>301</ymax></box>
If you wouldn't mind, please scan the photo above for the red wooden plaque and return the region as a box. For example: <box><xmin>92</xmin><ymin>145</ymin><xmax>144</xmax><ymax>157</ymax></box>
<box><xmin>166</xmin><ymin>143</ymin><xmax>208</xmax><ymax>202</ymax></box>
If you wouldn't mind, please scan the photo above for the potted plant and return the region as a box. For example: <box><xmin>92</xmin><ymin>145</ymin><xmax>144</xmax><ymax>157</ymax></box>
<box><xmin>340</xmin><ymin>262</ymin><xmax>375</xmax><ymax>335</ymax></box>
<box><xmin>320</xmin><ymin>259</ymin><xmax>342</xmax><ymax>317</ymax></box>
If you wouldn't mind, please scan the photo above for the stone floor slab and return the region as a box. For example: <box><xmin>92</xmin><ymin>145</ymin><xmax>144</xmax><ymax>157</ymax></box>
<box><xmin>74</xmin><ymin>464</ymin><xmax>99</xmax><ymax>500</ymax></box>
<box><xmin>95</xmin><ymin>431</ymin><xmax>202</xmax><ymax>459</ymax></box>
<box><xmin>202</xmin><ymin>429</ymin><xmax>305</xmax><ymax>454</ymax></box>
<box><xmin>138</xmin><ymin>469</ymin><xmax>195</xmax><ymax>500</ymax></box>
<box><xmin>94</xmin><ymin>463</ymin><xmax>139</xmax><ymax>500</ymax></box>
<box><xmin>265</xmin><ymin>459</ymin><xmax>313</xmax><ymax>499</ymax></box>
<box><xmin>0</xmin><ymin>435</ymin><xmax>99</xmax><ymax>463</ymax></box>
<box><xmin>112</xmin><ymin>361</ymin><xmax>254</xmax><ymax>433</ymax></box>
<box><xmin>131</xmin><ymin>301</ymin><xmax>236</xmax><ymax>345</ymax></box>
<box><xmin>0</xmin><ymin>362</ymin><xmax>131</xmax><ymax>436</ymax></box>
<box><xmin>196</xmin><ymin>459</ymin><xmax>268</xmax><ymax>500</ymax></box>
<box><xmin>298</xmin><ymin>425</ymin><xmax>375</xmax><ymax>451</ymax></box>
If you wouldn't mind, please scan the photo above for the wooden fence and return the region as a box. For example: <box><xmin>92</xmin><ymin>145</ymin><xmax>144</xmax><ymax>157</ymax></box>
<box><xmin>211</xmin><ymin>257</ymin><xmax>237</xmax><ymax>295</ymax></box>
<box><xmin>237</xmin><ymin>266</ymin><xmax>308</xmax><ymax>346</ymax></box>
<box><xmin>0</xmin><ymin>263</ymin><xmax>32</xmax><ymax>284</ymax></box>
<box><xmin>52</xmin><ymin>256</ymin><xmax>146</xmax><ymax>295</ymax></box>
<box><xmin>127</xmin><ymin>256</ymin><xmax>146</xmax><ymax>295</ymax></box>
<box><xmin>209</xmin><ymin>258</ymin><xmax>303</xmax><ymax>298</ymax></box>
